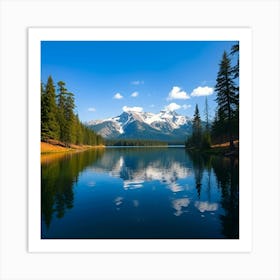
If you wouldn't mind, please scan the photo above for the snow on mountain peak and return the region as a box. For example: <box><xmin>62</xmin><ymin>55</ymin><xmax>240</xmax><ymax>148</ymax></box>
<box><xmin>87</xmin><ymin>109</ymin><xmax>192</xmax><ymax>141</ymax></box>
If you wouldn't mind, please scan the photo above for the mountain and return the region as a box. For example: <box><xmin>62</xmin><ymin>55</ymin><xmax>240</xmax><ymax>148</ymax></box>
<box><xmin>87</xmin><ymin>109</ymin><xmax>193</xmax><ymax>142</ymax></box>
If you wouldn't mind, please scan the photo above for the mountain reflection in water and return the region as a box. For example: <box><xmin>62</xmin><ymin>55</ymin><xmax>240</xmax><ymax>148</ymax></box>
<box><xmin>41</xmin><ymin>147</ymin><xmax>239</xmax><ymax>239</ymax></box>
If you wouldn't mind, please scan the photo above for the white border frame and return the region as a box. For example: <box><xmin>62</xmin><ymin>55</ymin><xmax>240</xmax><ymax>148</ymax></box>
<box><xmin>1</xmin><ymin>1</ymin><xmax>279</xmax><ymax>279</ymax></box>
<box><xmin>28</xmin><ymin>27</ymin><xmax>252</xmax><ymax>253</ymax></box>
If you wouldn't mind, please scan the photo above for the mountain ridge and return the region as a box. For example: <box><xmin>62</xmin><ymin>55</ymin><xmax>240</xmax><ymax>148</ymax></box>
<box><xmin>87</xmin><ymin>109</ymin><xmax>193</xmax><ymax>142</ymax></box>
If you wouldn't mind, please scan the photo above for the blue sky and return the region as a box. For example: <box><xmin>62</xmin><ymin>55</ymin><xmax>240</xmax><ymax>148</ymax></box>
<box><xmin>41</xmin><ymin>41</ymin><xmax>238</xmax><ymax>122</ymax></box>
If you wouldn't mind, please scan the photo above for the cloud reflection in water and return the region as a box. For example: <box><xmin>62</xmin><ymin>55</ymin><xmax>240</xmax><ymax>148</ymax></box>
<box><xmin>172</xmin><ymin>198</ymin><xmax>190</xmax><ymax>216</ymax></box>
<box><xmin>194</xmin><ymin>201</ymin><xmax>218</xmax><ymax>213</ymax></box>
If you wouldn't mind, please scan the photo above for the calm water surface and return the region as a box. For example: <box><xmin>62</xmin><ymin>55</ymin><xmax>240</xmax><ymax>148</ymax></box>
<box><xmin>41</xmin><ymin>147</ymin><xmax>239</xmax><ymax>239</ymax></box>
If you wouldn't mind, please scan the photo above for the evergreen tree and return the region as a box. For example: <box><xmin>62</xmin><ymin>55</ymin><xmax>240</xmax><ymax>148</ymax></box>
<box><xmin>74</xmin><ymin>114</ymin><xmax>83</xmax><ymax>145</ymax></box>
<box><xmin>186</xmin><ymin>104</ymin><xmax>203</xmax><ymax>149</ymax></box>
<box><xmin>202</xmin><ymin>97</ymin><xmax>211</xmax><ymax>149</ymax></box>
<box><xmin>57</xmin><ymin>81</ymin><xmax>67</xmax><ymax>143</ymax></box>
<box><xmin>204</xmin><ymin>96</ymin><xmax>210</xmax><ymax>132</ymax></box>
<box><xmin>230</xmin><ymin>43</ymin><xmax>239</xmax><ymax>79</ymax></box>
<box><xmin>214</xmin><ymin>51</ymin><xmax>238</xmax><ymax>150</ymax></box>
<box><xmin>41</xmin><ymin>76</ymin><xmax>59</xmax><ymax>140</ymax></box>
<box><xmin>192</xmin><ymin>104</ymin><xmax>202</xmax><ymax>146</ymax></box>
<box><xmin>230</xmin><ymin>43</ymin><xmax>239</xmax><ymax>139</ymax></box>
<box><xmin>57</xmin><ymin>81</ymin><xmax>76</xmax><ymax>146</ymax></box>
<box><xmin>64</xmin><ymin>91</ymin><xmax>75</xmax><ymax>145</ymax></box>
<box><xmin>41</xmin><ymin>77</ymin><xmax>104</xmax><ymax>147</ymax></box>
<box><xmin>41</xmin><ymin>82</ymin><xmax>47</xmax><ymax>140</ymax></box>
<box><xmin>211</xmin><ymin>108</ymin><xmax>227</xmax><ymax>144</ymax></box>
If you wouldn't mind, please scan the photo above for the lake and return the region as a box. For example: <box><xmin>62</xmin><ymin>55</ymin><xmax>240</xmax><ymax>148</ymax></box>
<box><xmin>41</xmin><ymin>147</ymin><xmax>239</xmax><ymax>239</ymax></box>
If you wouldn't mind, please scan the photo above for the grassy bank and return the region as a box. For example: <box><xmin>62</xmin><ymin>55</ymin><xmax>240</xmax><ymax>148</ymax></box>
<box><xmin>41</xmin><ymin>140</ymin><xmax>105</xmax><ymax>154</ymax></box>
<box><xmin>186</xmin><ymin>140</ymin><xmax>239</xmax><ymax>156</ymax></box>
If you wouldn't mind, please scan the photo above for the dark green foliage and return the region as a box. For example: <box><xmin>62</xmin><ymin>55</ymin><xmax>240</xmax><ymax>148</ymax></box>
<box><xmin>201</xmin><ymin>132</ymin><xmax>211</xmax><ymax>149</ymax></box>
<box><xmin>192</xmin><ymin>104</ymin><xmax>202</xmax><ymax>145</ymax></box>
<box><xmin>41</xmin><ymin>76</ymin><xmax>60</xmax><ymax>140</ymax></box>
<box><xmin>204</xmin><ymin>96</ymin><xmax>210</xmax><ymax>132</ymax></box>
<box><xmin>230</xmin><ymin>43</ymin><xmax>239</xmax><ymax>79</ymax></box>
<box><xmin>41</xmin><ymin>76</ymin><xmax>104</xmax><ymax>146</ymax></box>
<box><xmin>213</xmin><ymin>51</ymin><xmax>239</xmax><ymax>149</ymax></box>
<box><xmin>211</xmin><ymin>109</ymin><xmax>228</xmax><ymax>144</ymax></box>
<box><xmin>202</xmin><ymin>97</ymin><xmax>212</xmax><ymax>149</ymax></box>
<box><xmin>185</xmin><ymin>104</ymin><xmax>204</xmax><ymax>149</ymax></box>
<box><xmin>186</xmin><ymin>45</ymin><xmax>239</xmax><ymax>150</ymax></box>
<box><xmin>105</xmin><ymin>139</ymin><xmax>168</xmax><ymax>147</ymax></box>
<box><xmin>56</xmin><ymin>81</ymin><xmax>68</xmax><ymax>144</ymax></box>
<box><xmin>230</xmin><ymin>43</ymin><xmax>239</xmax><ymax>139</ymax></box>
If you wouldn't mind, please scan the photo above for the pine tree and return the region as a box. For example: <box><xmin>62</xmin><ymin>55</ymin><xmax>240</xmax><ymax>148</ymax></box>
<box><xmin>41</xmin><ymin>82</ymin><xmax>47</xmax><ymax>140</ymax></box>
<box><xmin>202</xmin><ymin>97</ymin><xmax>211</xmax><ymax>149</ymax></box>
<box><xmin>41</xmin><ymin>77</ymin><xmax>104</xmax><ymax>147</ymax></box>
<box><xmin>211</xmin><ymin>108</ymin><xmax>227</xmax><ymax>144</ymax></box>
<box><xmin>230</xmin><ymin>43</ymin><xmax>239</xmax><ymax>139</ymax></box>
<box><xmin>230</xmin><ymin>43</ymin><xmax>239</xmax><ymax>79</ymax></box>
<box><xmin>41</xmin><ymin>76</ymin><xmax>59</xmax><ymax>140</ymax></box>
<box><xmin>57</xmin><ymin>81</ymin><xmax>76</xmax><ymax>146</ymax></box>
<box><xmin>188</xmin><ymin>104</ymin><xmax>202</xmax><ymax>148</ymax></box>
<box><xmin>64</xmin><ymin>91</ymin><xmax>75</xmax><ymax>145</ymax></box>
<box><xmin>204</xmin><ymin>97</ymin><xmax>210</xmax><ymax>132</ymax></box>
<box><xmin>57</xmin><ymin>81</ymin><xmax>67</xmax><ymax>143</ymax></box>
<box><xmin>74</xmin><ymin>114</ymin><xmax>82</xmax><ymax>145</ymax></box>
<box><xmin>215</xmin><ymin>51</ymin><xmax>238</xmax><ymax>150</ymax></box>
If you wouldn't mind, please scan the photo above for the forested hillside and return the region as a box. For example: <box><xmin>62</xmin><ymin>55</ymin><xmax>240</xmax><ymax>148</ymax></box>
<box><xmin>41</xmin><ymin>76</ymin><xmax>103</xmax><ymax>146</ymax></box>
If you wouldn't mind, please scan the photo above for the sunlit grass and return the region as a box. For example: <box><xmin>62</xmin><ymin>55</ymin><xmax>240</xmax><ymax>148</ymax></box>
<box><xmin>41</xmin><ymin>142</ymin><xmax>72</xmax><ymax>153</ymax></box>
<box><xmin>211</xmin><ymin>140</ymin><xmax>239</xmax><ymax>148</ymax></box>
<box><xmin>41</xmin><ymin>141</ymin><xmax>105</xmax><ymax>164</ymax></box>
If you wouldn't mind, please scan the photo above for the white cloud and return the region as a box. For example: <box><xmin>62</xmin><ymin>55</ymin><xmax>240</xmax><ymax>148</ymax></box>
<box><xmin>167</xmin><ymin>86</ymin><xmax>190</xmax><ymax>100</ymax></box>
<box><xmin>113</xmin><ymin>93</ymin><xmax>123</xmax><ymax>99</ymax></box>
<box><xmin>164</xmin><ymin>102</ymin><xmax>181</xmax><ymax>112</ymax></box>
<box><xmin>182</xmin><ymin>104</ymin><xmax>191</xmax><ymax>110</ymax></box>
<box><xmin>131</xmin><ymin>80</ymin><xmax>144</xmax><ymax>85</ymax></box>
<box><xmin>149</xmin><ymin>104</ymin><xmax>155</xmax><ymax>108</ymax></box>
<box><xmin>131</xmin><ymin>91</ymin><xmax>139</xmax><ymax>97</ymax></box>
<box><xmin>122</xmin><ymin>106</ymin><xmax>143</xmax><ymax>113</ymax></box>
<box><xmin>191</xmin><ymin>86</ymin><xmax>214</xmax><ymax>97</ymax></box>
<box><xmin>88</xmin><ymin>107</ymin><xmax>96</xmax><ymax>112</ymax></box>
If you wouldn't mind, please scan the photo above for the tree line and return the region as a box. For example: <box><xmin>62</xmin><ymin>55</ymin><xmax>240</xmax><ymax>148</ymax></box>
<box><xmin>105</xmin><ymin>139</ymin><xmax>168</xmax><ymax>147</ymax></box>
<box><xmin>41</xmin><ymin>76</ymin><xmax>104</xmax><ymax>146</ymax></box>
<box><xmin>186</xmin><ymin>44</ymin><xmax>239</xmax><ymax>151</ymax></box>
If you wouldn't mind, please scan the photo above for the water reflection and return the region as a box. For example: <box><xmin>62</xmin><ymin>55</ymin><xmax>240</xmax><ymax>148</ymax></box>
<box><xmin>41</xmin><ymin>149</ymin><xmax>104</xmax><ymax>229</ymax></box>
<box><xmin>194</xmin><ymin>201</ymin><xmax>218</xmax><ymax>212</ymax></box>
<box><xmin>212</xmin><ymin>156</ymin><xmax>239</xmax><ymax>238</ymax></box>
<box><xmin>89</xmin><ymin>148</ymin><xmax>192</xmax><ymax>191</ymax></box>
<box><xmin>41</xmin><ymin>147</ymin><xmax>239</xmax><ymax>239</ymax></box>
<box><xmin>172</xmin><ymin>198</ymin><xmax>191</xmax><ymax>216</ymax></box>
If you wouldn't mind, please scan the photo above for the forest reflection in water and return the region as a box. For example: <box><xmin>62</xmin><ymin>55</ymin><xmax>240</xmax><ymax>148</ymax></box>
<box><xmin>41</xmin><ymin>147</ymin><xmax>239</xmax><ymax>239</ymax></box>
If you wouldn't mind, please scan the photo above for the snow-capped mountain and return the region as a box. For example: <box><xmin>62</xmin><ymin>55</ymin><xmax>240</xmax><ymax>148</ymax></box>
<box><xmin>87</xmin><ymin>109</ymin><xmax>192</xmax><ymax>142</ymax></box>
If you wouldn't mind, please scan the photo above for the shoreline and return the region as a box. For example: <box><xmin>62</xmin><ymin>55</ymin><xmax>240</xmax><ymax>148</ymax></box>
<box><xmin>41</xmin><ymin>141</ymin><xmax>105</xmax><ymax>154</ymax></box>
<box><xmin>186</xmin><ymin>140</ymin><xmax>239</xmax><ymax>157</ymax></box>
